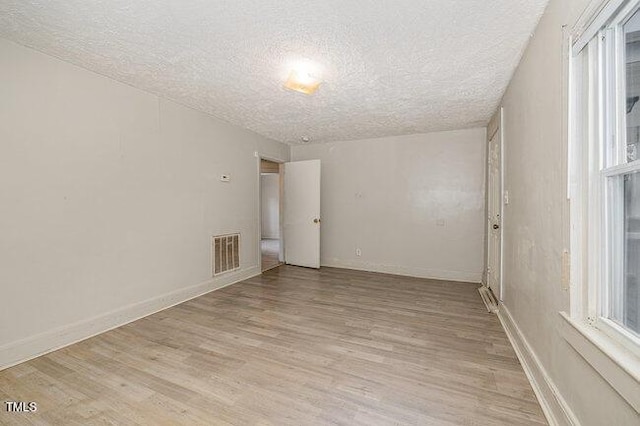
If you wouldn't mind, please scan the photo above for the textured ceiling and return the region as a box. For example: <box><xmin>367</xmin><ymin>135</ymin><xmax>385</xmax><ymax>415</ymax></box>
<box><xmin>0</xmin><ymin>0</ymin><xmax>548</xmax><ymax>144</ymax></box>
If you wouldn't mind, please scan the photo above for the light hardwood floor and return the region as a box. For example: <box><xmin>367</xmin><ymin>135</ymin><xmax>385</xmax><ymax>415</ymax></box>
<box><xmin>0</xmin><ymin>266</ymin><xmax>546</xmax><ymax>425</ymax></box>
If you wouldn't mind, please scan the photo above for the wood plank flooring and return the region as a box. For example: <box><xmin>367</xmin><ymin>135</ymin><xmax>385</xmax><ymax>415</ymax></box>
<box><xmin>0</xmin><ymin>266</ymin><xmax>546</xmax><ymax>425</ymax></box>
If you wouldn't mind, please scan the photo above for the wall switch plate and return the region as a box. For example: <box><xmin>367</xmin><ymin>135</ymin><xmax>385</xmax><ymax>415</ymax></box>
<box><xmin>504</xmin><ymin>190</ymin><xmax>510</xmax><ymax>205</ymax></box>
<box><xmin>356</xmin><ymin>248</ymin><xmax>362</xmax><ymax>256</ymax></box>
<box><xmin>220</xmin><ymin>174</ymin><xmax>231</xmax><ymax>182</ymax></box>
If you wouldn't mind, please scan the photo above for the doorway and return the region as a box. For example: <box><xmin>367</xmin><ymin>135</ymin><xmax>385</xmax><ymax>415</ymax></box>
<box><xmin>260</xmin><ymin>159</ymin><xmax>284</xmax><ymax>272</ymax></box>
<box><xmin>486</xmin><ymin>108</ymin><xmax>504</xmax><ymax>302</ymax></box>
<box><xmin>283</xmin><ymin>159</ymin><xmax>321</xmax><ymax>269</ymax></box>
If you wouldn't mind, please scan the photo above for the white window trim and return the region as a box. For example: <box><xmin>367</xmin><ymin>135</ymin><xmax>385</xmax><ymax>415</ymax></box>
<box><xmin>559</xmin><ymin>313</ymin><xmax>640</xmax><ymax>412</ymax></box>
<box><xmin>566</xmin><ymin>0</ymin><xmax>640</xmax><ymax>412</ymax></box>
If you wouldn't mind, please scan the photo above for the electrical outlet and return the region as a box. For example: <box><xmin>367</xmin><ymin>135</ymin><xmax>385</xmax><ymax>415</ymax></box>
<box><xmin>356</xmin><ymin>248</ymin><xmax>362</xmax><ymax>256</ymax></box>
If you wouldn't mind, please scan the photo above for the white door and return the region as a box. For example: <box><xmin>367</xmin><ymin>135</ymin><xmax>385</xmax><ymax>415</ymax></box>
<box><xmin>284</xmin><ymin>160</ymin><xmax>321</xmax><ymax>268</ymax></box>
<box><xmin>487</xmin><ymin>114</ymin><xmax>503</xmax><ymax>300</ymax></box>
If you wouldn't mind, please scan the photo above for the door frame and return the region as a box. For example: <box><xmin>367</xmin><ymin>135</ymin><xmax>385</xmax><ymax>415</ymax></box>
<box><xmin>255</xmin><ymin>152</ymin><xmax>286</xmax><ymax>273</ymax></box>
<box><xmin>485</xmin><ymin>107</ymin><xmax>505</xmax><ymax>301</ymax></box>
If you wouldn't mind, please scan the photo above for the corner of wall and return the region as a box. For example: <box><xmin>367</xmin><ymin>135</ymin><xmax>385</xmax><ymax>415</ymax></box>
<box><xmin>497</xmin><ymin>305</ymin><xmax>580</xmax><ymax>426</ymax></box>
<box><xmin>0</xmin><ymin>266</ymin><xmax>260</xmax><ymax>371</ymax></box>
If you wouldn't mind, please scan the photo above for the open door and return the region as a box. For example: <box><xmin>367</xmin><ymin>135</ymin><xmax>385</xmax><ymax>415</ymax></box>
<box><xmin>284</xmin><ymin>160</ymin><xmax>321</xmax><ymax>268</ymax></box>
<box><xmin>487</xmin><ymin>109</ymin><xmax>503</xmax><ymax>301</ymax></box>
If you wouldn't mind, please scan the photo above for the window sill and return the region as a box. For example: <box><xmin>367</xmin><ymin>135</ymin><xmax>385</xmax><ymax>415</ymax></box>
<box><xmin>559</xmin><ymin>312</ymin><xmax>640</xmax><ymax>413</ymax></box>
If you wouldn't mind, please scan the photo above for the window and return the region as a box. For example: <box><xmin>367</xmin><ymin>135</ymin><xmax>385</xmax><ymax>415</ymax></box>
<box><xmin>603</xmin><ymin>5</ymin><xmax>640</xmax><ymax>340</ymax></box>
<box><xmin>570</xmin><ymin>0</ymin><xmax>640</xmax><ymax>351</ymax></box>
<box><xmin>567</xmin><ymin>1</ymin><xmax>640</xmax><ymax>408</ymax></box>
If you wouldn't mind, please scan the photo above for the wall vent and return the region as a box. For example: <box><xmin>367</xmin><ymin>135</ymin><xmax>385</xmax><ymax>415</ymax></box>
<box><xmin>212</xmin><ymin>233</ymin><xmax>240</xmax><ymax>276</ymax></box>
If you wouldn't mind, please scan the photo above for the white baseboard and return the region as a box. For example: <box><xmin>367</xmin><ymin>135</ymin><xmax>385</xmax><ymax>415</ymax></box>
<box><xmin>497</xmin><ymin>305</ymin><xmax>580</xmax><ymax>426</ymax></box>
<box><xmin>322</xmin><ymin>257</ymin><xmax>481</xmax><ymax>283</ymax></box>
<box><xmin>0</xmin><ymin>266</ymin><xmax>260</xmax><ymax>371</ymax></box>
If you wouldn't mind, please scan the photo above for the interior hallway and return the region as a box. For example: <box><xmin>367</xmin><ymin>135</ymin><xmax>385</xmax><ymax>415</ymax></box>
<box><xmin>261</xmin><ymin>238</ymin><xmax>281</xmax><ymax>272</ymax></box>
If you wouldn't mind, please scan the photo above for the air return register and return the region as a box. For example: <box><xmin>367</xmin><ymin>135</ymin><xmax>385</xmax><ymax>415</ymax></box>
<box><xmin>212</xmin><ymin>233</ymin><xmax>240</xmax><ymax>276</ymax></box>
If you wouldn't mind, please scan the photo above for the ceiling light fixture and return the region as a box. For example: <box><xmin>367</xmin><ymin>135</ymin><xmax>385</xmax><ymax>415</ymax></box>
<box><xmin>301</xmin><ymin>136</ymin><xmax>310</xmax><ymax>143</ymax></box>
<box><xmin>284</xmin><ymin>60</ymin><xmax>322</xmax><ymax>95</ymax></box>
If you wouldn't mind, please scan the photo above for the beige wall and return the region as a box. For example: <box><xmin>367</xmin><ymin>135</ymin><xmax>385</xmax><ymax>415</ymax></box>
<box><xmin>497</xmin><ymin>0</ymin><xmax>638</xmax><ymax>424</ymax></box>
<box><xmin>0</xmin><ymin>38</ymin><xmax>289</xmax><ymax>368</ymax></box>
<box><xmin>260</xmin><ymin>174</ymin><xmax>280</xmax><ymax>239</ymax></box>
<box><xmin>292</xmin><ymin>128</ymin><xmax>486</xmax><ymax>282</ymax></box>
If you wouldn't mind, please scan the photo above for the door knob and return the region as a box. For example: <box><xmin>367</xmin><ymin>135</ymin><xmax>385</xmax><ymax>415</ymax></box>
<box><xmin>493</xmin><ymin>224</ymin><xmax>499</xmax><ymax>230</ymax></box>
<box><xmin>313</xmin><ymin>218</ymin><xmax>321</xmax><ymax>224</ymax></box>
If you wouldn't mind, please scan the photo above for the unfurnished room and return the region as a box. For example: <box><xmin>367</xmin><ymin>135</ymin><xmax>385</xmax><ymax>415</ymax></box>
<box><xmin>0</xmin><ymin>0</ymin><xmax>639</xmax><ymax>425</ymax></box>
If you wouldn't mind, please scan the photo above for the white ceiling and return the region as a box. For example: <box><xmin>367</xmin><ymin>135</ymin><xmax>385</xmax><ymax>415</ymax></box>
<box><xmin>0</xmin><ymin>0</ymin><xmax>549</xmax><ymax>144</ymax></box>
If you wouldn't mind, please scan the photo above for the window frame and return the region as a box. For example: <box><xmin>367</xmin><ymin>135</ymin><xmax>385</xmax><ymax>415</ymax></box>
<box><xmin>603</xmin><ymin>2</ymin><xmax>640</xmax><ymax>346</ymax></box>
<box><xmin>573</xmin><ymin>0</ymin><xmax>640</xmax><ymax>351</ymax></box>
<box><xmin>567</xmin><ymin>0</ymin><xmax>640</xmax><ymax>410</ymax></box>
